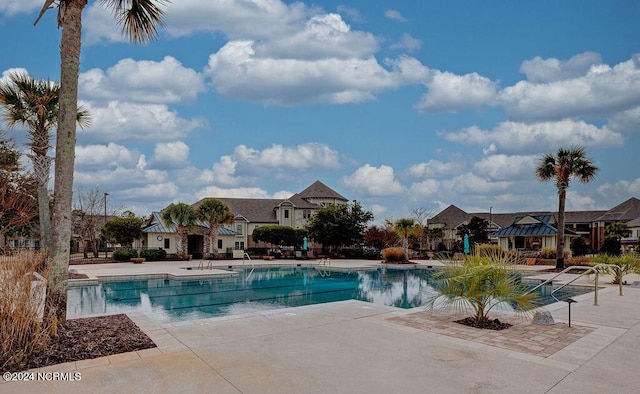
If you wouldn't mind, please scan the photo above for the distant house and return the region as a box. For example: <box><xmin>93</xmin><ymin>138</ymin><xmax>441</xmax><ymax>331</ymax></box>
<box><xmin>429</xmin><ymin>197</ymin><xmax>640</xmax><ymax>253</ymax></box>
<box><xmin>491</xmin><ymin>214</ymin><xmax>577</xmax><ymax>251</ymax></box>
<box><xmin>141</xmin><ymin>181</ymin><xmax>349</xmax><ymax>259</ymax></box>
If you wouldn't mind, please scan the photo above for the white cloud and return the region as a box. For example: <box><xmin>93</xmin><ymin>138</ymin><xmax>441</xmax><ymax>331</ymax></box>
<box><xmin>390</xmin><ymin>34</ymin><xmax>422</xmax><ymax>53</ymax></box>
<box><xmin>336</xmin><ymin>5</ymin><xmax>363</xmax><ymax>23</ymax></box>
<box><xmin>150</xmin><ymin>141</ymin><xmax>190</xmax><ymax>169</ymax></box>
<box><xmin>473</xmin><ymin>154</ymin><xmax>537</xmax><ymax>181</ymax></box>
<box><xmin>499</xmin><ymin>55</ymin><xmax>640</xmax><ymax>120</ymax></box>
<box><xmin>607</xmin><ymin>106</ymin><xmax>640</xmax><ymax>134</ymax></box>
<box><xmin>415</xmin><ymin>70</ymin><xmax>497</xmax><ymax>113</ymax></box>
<box><xmin>442</xmin><ymin>173</ymin><xmax>512</xmax><ymax>195</ymax></box>
<box><xmin>439</xmin><ymin>119</ymin><xmax>623</xmax><ymax>155</ymax></box>
<box><xmin>597</xmin><ymin>178</ymin><xmax>640</xmax><ymax>200</ymax></box>
<box><xmin>0</xmin><ymin>0</ymin><xmax>41</xmax><ymax>16</ymax></box>
<box><xmin>342</xmin><ymin>164</ymin><xmax>404</xmax><ymax>196</ymax></box>
<box><xmin>206</xmin><ymin>40</ymin><xmax>428</xmax><ymax>105</ymax></box>
<box><xmin>520</xmin><ymin>52</ymin><xmax>602</xmax><ymax>83</ymax></box>
<box><xmin>408</xmin><ymin>160</ymin><xmax>465</xmax><ymax>178</ymax></box>
<box><xmin>79</xmin><ymin>56</ymin><xmax>205</xmax><ymax>104</ymax></box>
<box><xmin>195</xmin><ymin>185</ymin><xmax>271</xmax><ymax>200</ymax></box>
<box><xmin>564</xmin><ymin>190</ymin><xmax>598</xmax><ymax>211</ymax></box>
<box><xmin>118</xmin><ymin>183</ymin><xmax>180</xmax><ymax>201</ymax></box>
<box><xmin>75</xmin><ymin>143</ymin><xmax>141</xmax><ymax>170</ymax></box>
<box><xmin>79</xmin><ymin>101</ymin><xmax>205</xmax><ymax>143</ymax></box>
<box><xmin>409</xmin><ymin>179</ymin><xmax>440</xmax><ymax>198</ymax></box>
<box><xmin>234</xmin><ymin>143</ymin><xmax>339</xmax><ymax>169</ymax></box>
<box><xmin>384</xmin><ymin>10</ymin><xmax>407</xmax><ymax>22</ymax></box>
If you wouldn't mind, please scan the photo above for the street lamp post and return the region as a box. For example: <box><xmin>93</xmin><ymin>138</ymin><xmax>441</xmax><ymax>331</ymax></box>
<box><xmin>104</xmin><ymin>192</ymin><xmax>109</xmax><ymax>259</ymax></box>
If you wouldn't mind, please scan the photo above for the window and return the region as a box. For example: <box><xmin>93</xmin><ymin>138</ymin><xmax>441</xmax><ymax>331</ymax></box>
<box><xmin>164</xmin><ymin>238</ymin><xmax>170</xmax><ymax>249</ymax></box>
<box><xmin>9</xmin><ymin>240</ymin><xmax>17</xmax><ymax>248</ymax></box>
<box><xmin>303</xmin><ymin>209</ymin><xmax>311</xmax><ymax>219</ymax></box>
<box><xmin>34</xmin><ymin>240</ymin><xmax>41</xmax><ymax>250</ymax></box>
<box><xmin>234</xmin><ymin>241</ymin><xmax>245</xmax><ymax>250</ymax></box>
<box><xmin>236</xmin><ymin>224</ymin><xmax>243</xmax><ymax>235</ymax></box>
<box><xmin>218</xmin><ymin>239</ymin><xmax>223</xmax><ymax>249</ymax></box>
<box><xmin>284</xmin><ymin>209</ymin><xmax>289</xmax><ymax>219</ymax></box>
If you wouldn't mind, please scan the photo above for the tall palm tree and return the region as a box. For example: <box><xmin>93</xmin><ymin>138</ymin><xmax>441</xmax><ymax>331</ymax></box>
<box><xmin>536</xmin><ymin>146</ymin><xmax>598</xmax><ymax>269</ymax></box>
<box><xmin>34</xmin><ymin>0</ymin><xmax>168</xmax><ymax>323</ymax></box>
<box><xmin>605</xmin><ymin>222</ymin><xmax>632</xmax><ymax>240</ymax></box>
<box><xmin>162</xmin><ymin>202</ymin><xmax>197</xmax><ymax>258</ymax></box>
<box><xmin>197</xmin><ymin>199</ymin><xmax>235</xmax><ymax>259</ymax></box>
<box><xmin>0</xmin><ymin>71</ymin><xmax>89</xmax><ymax>250</ymax></box>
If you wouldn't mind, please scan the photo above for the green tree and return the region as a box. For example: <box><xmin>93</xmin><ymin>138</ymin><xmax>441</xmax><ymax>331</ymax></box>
<box><xmin>0</xmin><ymin>71</ymin><xmax>89</xmax><ymax>250</ymax></box>
<box><xmin>570</xmin><ymin>237</ymin><xmax>589</xmax><ymax>257</ymax></box>
<box><xmin>162</xmin><ymin>203</ymin><xmax>197</xmax><ymax>258</ymax></box>
<box><xmin>605</xmin><ymin>222</ymin><xmax>632</xmax><ymax>240</ymax></box>
<box><xmin>306</xmin><ymin>201</ymin><xmax>373</xmax><ymax>251</ymax></box>
<box><xmin>101</xmin><ymin>216</ymin><xmax>144</xmax><ymax>249</ymax></box>
<box><xmin>600</xmin><ymin>237</ymin><xmax>622</xmax><ymax>256</ymax></box>
<box><xmin>197</xmin><ymin>199</ymin><xmax>235</xmax><ymax>258</ymax></box>
<box><xmin>34</xmin><ymin>0</ymin><xmax>168</xmax><ymax>324</ymax></box>
<box><xmin>536</xmin><ymin>146</ymin><xmax>598</xmax><ymax>269</ymax></box>
<box><xmin>426</xmin><ymin>253</ymin><xmax>540</xmax><ymax>325</ymax></box>
<box><xmin>252</xmin><ymin>225</ymin><xmax>307</xmax><ymax>249</ymax></box>
<box><xmin>456</xmin><ymin>216</ymin><xmax>490</xmax><ymax>247</ymax></box>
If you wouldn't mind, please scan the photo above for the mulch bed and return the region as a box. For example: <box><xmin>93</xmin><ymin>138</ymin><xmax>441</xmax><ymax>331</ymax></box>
<box><xmin>3</xmin><ymin>314</ymin><xmax>156</xmax><ymax>373</ymax></box>
<box><xmin>455</xmin><ymin>317</ymin><xmax>512</xmax><ymax>330</ymax></box>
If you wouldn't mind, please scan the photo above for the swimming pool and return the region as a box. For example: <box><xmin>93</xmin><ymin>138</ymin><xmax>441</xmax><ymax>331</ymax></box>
<box><xmin>67</xmin><ymin>267</ymin><xmax>590</xmax><ymax>324</ymax></box>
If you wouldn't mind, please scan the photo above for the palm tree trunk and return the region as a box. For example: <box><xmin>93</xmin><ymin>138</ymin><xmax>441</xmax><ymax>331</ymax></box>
<box><xmin>47</xmin><ymin>0</ymin><xmax>86</xmax><ymax>325</ymax></box>
<box><xmin>36</xmin><ymin>183</ymin><xmax>51</xmax><ymax>248</ymax></box>
<box><xmin>211</xmin><ymin>224</ymin><xmax>219</xmax><ymax>257</ymax></box>
<box><xmin>556</xmin><ymin>188</ymin><xmax>566</xmax><ymax>270</ymax></box>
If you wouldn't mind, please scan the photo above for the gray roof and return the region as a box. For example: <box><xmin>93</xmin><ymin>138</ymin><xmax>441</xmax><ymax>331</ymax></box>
<box><xmin>430</xmin><ymin>205</ymin><xmax>609</xmax><ymax>230</ymax></box>
<box><xmin>201</xmin><ymin>198</ymin><xmax>281</xmax><ymax>223</ymax></box>
<box><xmin>594</xmin><ymin>197</ymin><xmax>640</xmax><ymax>222</ymax></box>
<box><xmin>142</xmin><ymin>212</ymin><xmax>238</xmax><ymax>235</ymax></box>
<box><xmin>491</xmin><ymin>215</ymin><xmax>577</xmax><ymax>237</ymax></box>
<box><xmin>296</xmin><ymin>180</ymin><xmax>348</xmax><ymax>201</ymax></box>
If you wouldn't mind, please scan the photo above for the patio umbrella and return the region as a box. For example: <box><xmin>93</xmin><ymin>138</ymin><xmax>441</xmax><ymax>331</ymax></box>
<box><xmin>464</xmin><ymin>234</ymin><xmax>470</xmax><ymax>254</ymax></box>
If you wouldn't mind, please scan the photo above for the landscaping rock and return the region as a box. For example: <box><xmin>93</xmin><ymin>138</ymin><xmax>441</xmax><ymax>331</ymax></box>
<box><xmin>532</xmin><ymin>310</ymin><xmax>555</xmax><ymax>325</ymax></box>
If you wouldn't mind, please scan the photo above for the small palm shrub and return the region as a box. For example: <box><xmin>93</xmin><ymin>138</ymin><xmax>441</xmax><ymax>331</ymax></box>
<box><xmin>592</xmin><ymin>254</ymin><xmax>640</xmax><ymax>284</ymax></box>
<box><xmin>113</xmin><ymin>249</ymin><xmax>138</xmax><ymax>261</ymax></box>
<box><xmin>1</xmin><ymin>251</ymin><xmax>56</xmax><ymax>371</ymax></box>
<box><xmin>426</xmin><ymin>253</ymin><xmax>540</xmax><ymax>325</ymax></box>
<box><xmin>140</xmin><ymin>248</ymin><xmax>167</xmax><ymax>261</ymax></box>
<box><xmin>382</xmin><ymin>247</ymin><xmax>405</xmax><ymax>262</ymax></box>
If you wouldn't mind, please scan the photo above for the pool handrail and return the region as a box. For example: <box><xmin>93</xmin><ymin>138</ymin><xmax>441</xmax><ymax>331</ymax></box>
<box><xmin>525</xmin><ymin>264</ymin><xmax>623</xmax><ymax>306</ymax></box>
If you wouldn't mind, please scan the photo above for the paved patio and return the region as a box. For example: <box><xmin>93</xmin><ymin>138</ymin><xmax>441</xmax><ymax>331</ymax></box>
<box><xmin>3</xmin><ymin>259</ymin><xmax>639</xmax><ymax>393</ymax></box>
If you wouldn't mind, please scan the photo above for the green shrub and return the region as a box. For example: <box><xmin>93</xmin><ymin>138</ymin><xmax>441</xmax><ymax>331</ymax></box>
<box><xmin>592</xmin><ymin>254</ymin><xmax>640</xmax><ymax>284</ymax></box>
<box><xmin>113</xmin><ymin>248</ymin><xmax>138</xmax><ymax>261</ymax></box>
<box><xmin>600</xmin><ymin>237</ymin><xmax>622</xmax><ymax>256</ymax></box>
<box><xmin>382</xmin><ymin>247</ymin><xmax>405</xmax><ymax>262</ymax></box>
<box><xmin>140</xmin><ymin>248</ymin><xmax>166</xmax><ymax>261</ymax></box>
<box><xmin>570</xmin><ymin>237</ymin><xmax>589</xmax><ymax>256</ymax></box>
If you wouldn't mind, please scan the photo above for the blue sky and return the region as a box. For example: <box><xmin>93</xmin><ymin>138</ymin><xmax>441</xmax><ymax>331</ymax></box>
<box><xmin>1</xmin><ymin>0</ymin><xmax>639</xmax><ymax>222</ymax></box>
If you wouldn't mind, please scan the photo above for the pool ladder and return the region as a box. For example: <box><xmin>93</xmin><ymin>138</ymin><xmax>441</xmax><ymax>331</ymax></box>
<box><xmin>243</xmin><ymin>253</ymin><xmax>255</xmax><ymax>280</ymax></box>
<box><xmin>525</xmin><ymin>263</ymin><xmax>623</xmax><ymax>305</ymax></box>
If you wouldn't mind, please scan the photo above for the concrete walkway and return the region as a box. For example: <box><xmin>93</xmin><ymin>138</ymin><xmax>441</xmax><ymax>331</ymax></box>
<box><xmin>3</xmin><ymin>260</ymin><xmax>639</xmax><ymax>393</ymax></box>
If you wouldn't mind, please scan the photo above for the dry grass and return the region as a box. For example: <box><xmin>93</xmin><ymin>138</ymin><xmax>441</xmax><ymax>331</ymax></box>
<box><xmin>382</xmin><ymin>247</ymin><xmax>406</xmax><ymax>262</ymax></box>
<box><xmin>0</xmin><ymin>250</ymin><xmax>56</xmax><ymax>370</ymax></box>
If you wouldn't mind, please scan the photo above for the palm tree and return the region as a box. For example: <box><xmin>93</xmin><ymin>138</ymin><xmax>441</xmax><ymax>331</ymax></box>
<box><xmin>162</xmin><ymin>202</ymin><xmax>197</xmax><ymax>259</ymax></box>
<box><xmin>393</xmin><ymin>218</ymin><xmax>418</xmax><ymax>261</ymax></box>
<box><xmin>197</xmin><ymin>199</ymin><xmax>235</xmax><ymax>259</ymax></box>
<box><xmin>0</xmin><ymin>71</ymin><xmax>89</xmax><ymax>250</ymax></box>
<box><xmin>426</xmin><ymin>253</ymin><xmax>540</xmax><ymax>326</ymax></box>
<box><xmin>536</xmin><ymin>146</ymin><xmax>598</xmax><ymax>270</ymax></box>
<box><xmin>34</xmin><ymin>0</ymin><xmax>168</xmax><ymax>323</ymax></box>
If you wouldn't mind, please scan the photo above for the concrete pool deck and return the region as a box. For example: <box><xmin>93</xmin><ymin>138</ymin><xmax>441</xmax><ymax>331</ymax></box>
<box><xmin>4</xmin><ymin>259</ymin><xmax>640</xmax><ymax>393</ymax></box>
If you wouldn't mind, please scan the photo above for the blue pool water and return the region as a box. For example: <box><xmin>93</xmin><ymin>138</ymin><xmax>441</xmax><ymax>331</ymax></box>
<box><xmin>67</xmin><ymin>267</ymin><xmax>589</xmax><ymax>324</ymax></box>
